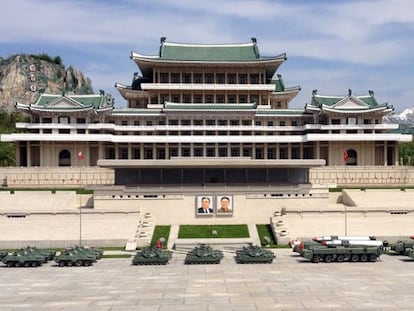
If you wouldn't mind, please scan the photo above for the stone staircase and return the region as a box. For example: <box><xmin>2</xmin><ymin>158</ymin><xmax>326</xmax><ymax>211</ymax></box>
<box><xmin>270</xmin><ymin>209</ymin><xmax>290</xmax><ymax>245</ymax></box>
<box><xmin>125</xmin><ymin>212</ymin><xmax>155</xmax><ymax>250</ymax></box>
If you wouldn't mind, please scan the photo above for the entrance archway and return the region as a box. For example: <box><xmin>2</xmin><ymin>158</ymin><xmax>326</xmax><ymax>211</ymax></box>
<box><xmin>346</xmin><ymin>149</ymin><xmax>357</xmax><ymax>166</ymax></box>
<box><xmin>59</xmin><ymin>150</ymin><xmax>71</xmax><ymax>166</ymax></box>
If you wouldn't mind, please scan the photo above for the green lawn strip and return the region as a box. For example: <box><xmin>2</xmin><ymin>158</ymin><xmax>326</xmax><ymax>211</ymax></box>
<box><xmin>256</xmin><ymin>224</ymin><xmax>277</xmax><ymax>247</ymax></box>
<box><xmin>150</xmin><ymin>225</ymin><xmax>171</xmax><ymax>249</ymax></box>
<box><xmin>178</xmin><ymin>224</ymin><xmax>249</xmax><ymax>239</ymax></box>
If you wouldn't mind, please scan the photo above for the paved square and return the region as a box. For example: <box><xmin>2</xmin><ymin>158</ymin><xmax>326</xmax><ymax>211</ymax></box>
<box><xmin>0</xmin><ymin>249</ymin><xmax>413</xmax><ymax>310</ymax></box>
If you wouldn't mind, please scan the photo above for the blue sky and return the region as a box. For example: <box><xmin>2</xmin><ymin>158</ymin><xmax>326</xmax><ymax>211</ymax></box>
<box><xmin>1</xmin><ymin>0</ymin><xmax>413</xmax><ymax>113</ymax></box>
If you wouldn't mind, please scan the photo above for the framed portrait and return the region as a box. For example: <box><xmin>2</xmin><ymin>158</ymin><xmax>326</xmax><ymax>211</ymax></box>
<box><xmin>216</xmin><ymin>195</ymin><xmax>233</xmax><ymax>215</ymax></box>
<box><xmin>196</xmin><ymin>195</ymin><xmax>214</xmax><ymax>216</ymax></box>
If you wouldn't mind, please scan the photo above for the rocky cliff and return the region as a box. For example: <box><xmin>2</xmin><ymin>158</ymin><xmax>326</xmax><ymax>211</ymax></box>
<box><xmin>0</xmin><ymin>54</ymin><xmax>94</xmax><ymax>112</ymax></box>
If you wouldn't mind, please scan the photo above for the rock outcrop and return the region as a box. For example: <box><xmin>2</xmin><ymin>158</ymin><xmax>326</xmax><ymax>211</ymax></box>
<box><xmin>0</xmin><ymin>54</ymin><xmax>93</xmax><ymax>112</ymax></box>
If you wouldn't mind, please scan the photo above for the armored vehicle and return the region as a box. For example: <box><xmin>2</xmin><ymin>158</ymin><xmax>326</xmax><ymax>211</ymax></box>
<box><xmin>0</xmin><ymin>250</ymin><xmax>7</xmax><ymax>260</ymax></box>
<box><xmin>54</xmin><ymin>251</ymin><xmax>95</xmax><ymax>267</ymax></box>
<box><xmin>185</xmin><ymin>244</ymin><xmax>223</xmax><ymax>264</ymax></box>
<box><xmin>20</xmin><ymin>246</ymin><xmax>56</xmax><ymax>262</ymax></box>
<box><xmin>2</xmin><ymin>251</ymin><xmax>44</xmax><ymax>267</ymax></box>
<box><xmin>235</xmin><ymin>245</ymin><xmax>275</xmax><ymax>264</ymax></box>
<box><xmin>292</xmin><ymin>240</ymin><xmax>320</xmax><ymax>254</ymax></box>
<box><xmin>132</xmin><ymin>246</ymin><xmax>171</xmax><ymax>265</ymax></box>
<box><xmin>71</xmin><ymin>246</ymin><xmax>102</xmax><ymax>260</ymax></box>
<box><xmin>391</xmin><ymin>239</ymin><xmax>414</xmax><ymax>255</ymax></box>
<box><xmin>301</xmin><ymin>245</ymin><xmax>383</xmax><ymax>263</ymax></box>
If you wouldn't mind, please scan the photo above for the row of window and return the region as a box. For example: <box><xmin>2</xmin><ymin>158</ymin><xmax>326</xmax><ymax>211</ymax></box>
<box><xmin>105</xmin><ymin>146</ymin><xmax>314</xmax><ymax>160</ymax></box>
<box><xmin>156</xmin><ymin>73</ymin><xmax>263</xmax><ymax>84</ymax></box>
<box><xmin>39</xmin><ymin>117</ymin><xmax>380</xmax><ymax>126</ymax></box>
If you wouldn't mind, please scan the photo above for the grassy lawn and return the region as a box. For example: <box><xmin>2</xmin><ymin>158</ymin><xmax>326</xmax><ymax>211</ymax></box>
<box><xmin>150</xmin><ymin>225</ymin><xmax>171</xmax><ymax>249</ymax></box>
<box><xmin>178</xmin><ymin>224</ymin><xmax>249</xmax><ymax>238</ymax></box>
<box><xmin>256</xmin><ymin>224</ymin><xmax>278</xmax><ymax>247</ymax></box>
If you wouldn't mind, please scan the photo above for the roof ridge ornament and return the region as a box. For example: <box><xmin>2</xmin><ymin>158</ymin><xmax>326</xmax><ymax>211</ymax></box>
<box><xmin>348</xmin><ymin>89</ymin><xmax>352</xmax><ymax>96</ymax></box>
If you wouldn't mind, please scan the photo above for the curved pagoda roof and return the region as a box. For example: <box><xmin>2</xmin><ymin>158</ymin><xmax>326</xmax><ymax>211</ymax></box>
<box><xmin>15</xmin><ymin>93</ymin><xmax>114</xmax><ymax>114</ymax></box>
<box><xmin>131</xmin><ymin>37</ymin><xmax>287</xmax><ymax>78</ymax></box>
<box><xmin>305</xmin><ymin>90</ymin><xmax>394</xmax><ymax>115</ymax></box>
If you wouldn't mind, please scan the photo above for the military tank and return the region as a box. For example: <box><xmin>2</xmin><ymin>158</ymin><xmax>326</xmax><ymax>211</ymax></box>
<box><xmin>2</xmin><ymin>251</ymin><xmax>44</xmax><ymax>267</ymax></box>
<box><xmin>132</xmin><ymin>246</ymin><xmax>171</xmax><ymax>265</ymax></box>
<box><xmin>54</xmin><ymin>250</ymin><xmax>95</xmax><ymax>267</ymax></box>
<box><xmin>185</xmin><ymin>244</ymin><xmax>223</xmax><ymax>264</ymax></box>
<box><xmin>235</xmin><ymin>245</ymin><xmax>275</xmax><ymax>264</ymax></box>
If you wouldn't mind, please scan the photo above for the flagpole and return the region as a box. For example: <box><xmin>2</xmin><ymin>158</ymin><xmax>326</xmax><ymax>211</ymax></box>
<box><xmin>343</xmin><ymin>150</ymin><xmax>348</xmax><ymax>236</ymax></box>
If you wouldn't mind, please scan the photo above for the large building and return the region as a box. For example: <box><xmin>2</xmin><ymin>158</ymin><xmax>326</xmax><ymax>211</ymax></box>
<box><xmin>1</xmin><ymin>38</ymin><xmax>411</xmax><ymax>188</ymax></box>
<box><xmin>1</xmin><ymin>38</ymin><xmax>413</xmax><ymax>245</ymax></box>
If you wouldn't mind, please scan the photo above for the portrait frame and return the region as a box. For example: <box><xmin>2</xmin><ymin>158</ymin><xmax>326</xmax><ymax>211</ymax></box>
<box><xmin>196</xmin><ymin>195</ymin><xmax>214</xmax><ymax>216</ymax></box>
<box><xmin>216</xmin><ymin>195</ymin><xmax>233</xmax><ymax>216</ymax></box>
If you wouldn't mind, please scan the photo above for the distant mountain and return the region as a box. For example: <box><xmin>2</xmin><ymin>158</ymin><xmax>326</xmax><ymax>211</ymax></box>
<box><xmin>384</xmin><ymin>108</ymin><xmax>414</xmax><ymax>125</ymax></box>
<box><xmin>0</xmin><ymin>54</ymin><xmax>93</xmax><ymax>112</ymax></box>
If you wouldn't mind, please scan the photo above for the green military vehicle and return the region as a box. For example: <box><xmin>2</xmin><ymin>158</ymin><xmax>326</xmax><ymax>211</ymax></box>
<box><xmin>2</xmin><ymin>251</ymin><xmax>45</xmax><ymax>267</ymax></box>
<box><xmin>54</xmin><ymin>251</ymin><xmax>95</xmax><ymax>267</ymax></box>
<box><xmin>132</xmin><ymin>246</ymin><xmax>171</xmax><ymax>265</ymax></box>
<box><xmin>185</xmin><ymin>244</ymin><xmax>223</xmax><ymax>264</ymax></box>
<box><xmin>19</xmin><ymin>246</ymin><xmax>56</xmax><ymax>262</ymax></box>
<box><xmin>0</xmin><ymin>250</ymin><xmax>7</xmax><ymax>260</ymax></box>
<box><xmin>235</xmin><ymin>245</ymin><xmax>275</xmax><ymax>264</ymax></box>
<box><xmin>301</xmin><ymin>245</ymin><xmax>383</xmax><ymax>263</ymax></box>
<box><xmin>390</xmin><ymin>239</ymin><xmax>414</xmax><ymax>255</ymax></box>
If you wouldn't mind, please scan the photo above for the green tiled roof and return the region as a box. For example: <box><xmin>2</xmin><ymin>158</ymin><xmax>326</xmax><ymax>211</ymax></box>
<box><xmin>310</xmin><ymin>93</ymin><xmax>379</xmax><ymax>108</ymax></box>
<box><xmin>112</xmin><ymin>108</ymin><xmax>162</xmax><ymax>115</ymax></box>
<box><xmin>256</xmin><ymin>109</ymin><xmax>309</xmax><ymax>116</ymax></box>
<box><xmin>269</xmin><ymin>75</ymin><xmax>285</xmax><ymax>92</ymax></box>
<box><xmin>160</xmin><ymin>42</ymin><xmax>260</xmax><ymax>61</ymax></box>
<box><xmin>35</xmin><ymin>94</ymin><xmax>114</xmax><ymax>110</ymax></box>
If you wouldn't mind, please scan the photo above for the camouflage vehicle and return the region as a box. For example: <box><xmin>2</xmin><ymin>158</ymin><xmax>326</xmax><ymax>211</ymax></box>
<box><xmin>132</xmin><ymin>246</ymin><xmax>171</xmax><ymax>265</ymax></box>
<box><xmin>71</xmin><ymin>246</ymin><xmax>102</xmax><ymax>260</ymax></box>
<box><xmin>0</xmin><ymin>250</ymin><xmax>7</xmax><ymax>260</ymax></box>
<box><xmin>20</xmin><ymin>246</ymin><xmax>56</xmax><ymax>262</ymax></box>
<box><xmin>235</xmin><ymin>245</ymin><xmax>275</xmax><ymax>264</ymax></box>
<box><xmin>292</xmin><ymin>240</ymin><xmax>320</xmax><ymax>254</ymax></box>
<box><xmin>185</xmin><ymin>244</ymin><xmax>223</xmax><ymax>264</ymax></box>
<box><xmin>390</xmin><ymin>239</ymin><xmax>414</xmax><ymax>255</ymax></box>
<box><xmin>54</xmin><ymin>251</ymin><xmax>95</xmax><ymax>267</ymax></box>
<box><xmin>2</xmin><ymin>251</ymin><xmax>44</xmax><ymax>267</ymax></box>
<box><xmin>301</xmin><ymin>245</ymin><xmax>383</xmax><ymax>263</ymax></box>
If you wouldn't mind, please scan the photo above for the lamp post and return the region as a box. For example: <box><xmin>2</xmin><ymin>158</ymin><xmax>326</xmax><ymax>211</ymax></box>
<box><xmin>78</xmin><ymin>150</ymin><xmax>84</xmax><ymax>246</ymax></box>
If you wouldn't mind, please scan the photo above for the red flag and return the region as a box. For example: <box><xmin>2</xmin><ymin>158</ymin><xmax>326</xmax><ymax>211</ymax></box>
<box><xmin>78</xmin><ymin>151</ymin><xmax>84</xmax><ymax>161</ymax></box>
<box><xmin>343</xmin><ymin>150</ymin><xmax>348</xmax><ymax>162</ymax></box>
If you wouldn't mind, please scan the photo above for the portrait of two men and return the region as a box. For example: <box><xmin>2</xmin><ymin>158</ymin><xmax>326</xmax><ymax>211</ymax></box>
<box><xmin>196</xmin><ymin>195</ymin><xmax>233</xmax><ymax>216</ymax></box>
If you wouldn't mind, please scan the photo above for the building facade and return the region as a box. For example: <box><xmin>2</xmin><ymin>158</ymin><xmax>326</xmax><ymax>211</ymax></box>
<box><xmin>1</xmin><ymin>38</ymin><xmax>411</xmax><ymax>187</ymax></box>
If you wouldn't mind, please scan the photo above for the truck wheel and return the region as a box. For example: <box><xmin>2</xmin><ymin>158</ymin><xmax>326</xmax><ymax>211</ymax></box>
<box><xmin>360</xmin><ymin>254</ymin><xmax>368</xmax><ymax>262</ymax></box>
<box><xmin>351</xmin><ymin>254</ymin><xmax>359</xmax><ymax>262</ymax></box>
<box><xmin>7</xmin><ymin>262</ymin><xmax>14</xmax><ymax>267</ymax></box>
<box><xmin>58</xmin><ymin>261</ymin><xmax>65</xmax><ymax>267</ymax></box>
<box><xmin>32</xmin><ymin>262</ymin><xmax>39</xmax><ymax>267</ymax></box>
<box><xmin>369</xmin><ymin>254</ymin><xmax>378</xmax><ymax>262</ymax></box>
<box><xmin>67</xmin><ymin>261</ymin><xmax>73</xmax><ymax>267</ymax></box>
<box><xmin>312</xmin><ymin>255</ymin><xmax>320</xmax><ymax>263</ymax></box>
<box><xmin>15</xmin><ymin>262</ymin><xmax>22</xmax><ymax>267</ymax></box>
<box><xmin>336</xmin><ymin>254</ymin><xmax>344</xmax><ymax>262</ymax></box>
<box><xmin>83</xmin><ymin>261</ymin><xmax>91</xmax><ymax>266</ymax></box>
<box><xmin>75</xmin><ymin>261</ymin><xmax>82</xmax><ymax>267</ymax></box>
<box><xmin>324</xmin><ymin>255</ymin><xmax>333</xmax><ymax>263</ymax></box>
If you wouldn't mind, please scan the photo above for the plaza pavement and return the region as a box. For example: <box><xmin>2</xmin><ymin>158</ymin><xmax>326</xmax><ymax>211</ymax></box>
<box><xmin>0</xmin><ymin>249</ymin><xmax>414</xmax><ymax>310</ymax></box>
